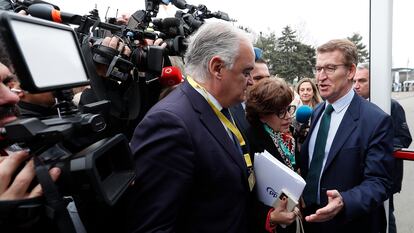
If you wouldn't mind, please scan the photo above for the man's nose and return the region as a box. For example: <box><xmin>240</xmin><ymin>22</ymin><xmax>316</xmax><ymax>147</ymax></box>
<box><xmin>317</xmin><ymin>72</ymin><xmax>327</xmax><ymax>81</ymax></box>
<box><xmin>246</xmin><ymin>75</ymin><xmax>253</xmax><ymax>86</ymax></box>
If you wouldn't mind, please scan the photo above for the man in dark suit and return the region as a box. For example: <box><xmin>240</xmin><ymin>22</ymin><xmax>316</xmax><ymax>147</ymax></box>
<box><xmin>126</xmin><ymin>21</ymin><xmax>255</xmax><ymax>233</ymax></box>
<box><xmin>354</xmin><ymin>63</ymin><xmax>412</xmax><ymax>233</ymax></box>
<box><xmin>300</xmin><ymin>39</ymin><xmax>394</xmax><ymax>233</ymax></box>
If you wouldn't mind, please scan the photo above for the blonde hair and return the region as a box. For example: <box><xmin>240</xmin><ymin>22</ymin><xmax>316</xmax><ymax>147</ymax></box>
<box><xmin>296</xmin><ymin>78</ymin><xmax>322</xmax><ymax>108</ymax></box>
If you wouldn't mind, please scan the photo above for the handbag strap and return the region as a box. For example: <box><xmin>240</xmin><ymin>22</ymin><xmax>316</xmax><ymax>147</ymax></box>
<box><xmin>294</xmin><ymin>207</ymin><xmax>305</xmax><ymax>233</ymax></box>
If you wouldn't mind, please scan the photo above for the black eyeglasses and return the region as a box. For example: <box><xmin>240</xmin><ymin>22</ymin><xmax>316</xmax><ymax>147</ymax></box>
<box><xmin>276</xmin><ymin>105</ymin><xmax>296</xmax><ymax>119</ymax></box>
<box><xmin>314</xmin><ymin>64</ymin><xmax>348</xmax><ymax>75</ymax></box>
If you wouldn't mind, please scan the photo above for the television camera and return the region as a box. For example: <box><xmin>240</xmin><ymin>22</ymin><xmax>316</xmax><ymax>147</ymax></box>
<box><xmin>10</xmin><ymin>0</ymin><xmax>233</xmax><ymax>122</ymax></box>
<box><xmin>1</xmin><ymin>0</ymin><xmax>235</xmax><ymax>231</ymax></box>
<box><xmin>0</xmin><ymin>11</ymin><xmax>136</xmax><ymax>232</ymax></box>
<box><xmin>4</xmin><ymin>0</ymin><xmax>234</xmax><ymax>202</ymax></box>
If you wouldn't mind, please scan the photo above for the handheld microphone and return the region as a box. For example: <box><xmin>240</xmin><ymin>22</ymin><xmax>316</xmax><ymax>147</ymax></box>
<box><xmin>293</xmin><ymin>105</ymin><xmax>312</xmax><ymax>143</ymax></box>
<box><xmin>28</xmin><ymin>3</ymin><xmax>81</xmax><ymax>24</ymax></box>
<box><xmin>160</xmin><ymin>66</ymin><xmax>183</xmax><ymax>86</ymax></box>
<box><xmin>295</xmin><ymin>105</ymin><xmax>312</xmax><ymax>124</ymax></box>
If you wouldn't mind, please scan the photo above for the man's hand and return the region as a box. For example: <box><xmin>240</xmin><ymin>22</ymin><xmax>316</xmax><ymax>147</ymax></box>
<box><xmin>305</xmin><ymin>190</ymin><xmax>344</xmax><ymax>222</ymax></box>
<box><xmin>102</xmin><ymin>36</ymin><xmax>132</xmax><ymax>55</ymax></box>
<box><xmin>0</xmin><ymin>150</ymin><xmax>60</xmax><ymax>201</ymax></box>
<box><xmin>116</xmin><ymin>14</ymin><xmax>130</xmax><ymax>25</ymax></box>
<box><xmin>95</xmin><ymin>36</ymin><xmax>132</xmax><ymax>77</ymax></box>
<box><xmin>144</xmin><ymin>38</ymin><xmax>168</xmax><ymax>49</ymax></box>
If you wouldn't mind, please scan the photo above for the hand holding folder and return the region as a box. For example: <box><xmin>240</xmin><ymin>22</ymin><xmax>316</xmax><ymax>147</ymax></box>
<box><xmin>254</xmin><ymin>150</ymin><xmax>306</xmax><ymax>208</ymax></box>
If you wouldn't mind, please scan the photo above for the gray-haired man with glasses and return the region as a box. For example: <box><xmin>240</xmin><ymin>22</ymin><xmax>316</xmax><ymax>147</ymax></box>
<box><xmin>300</xmin><ymin>39</ymin><xmax>394</xmax><ymax>233</ymax></box>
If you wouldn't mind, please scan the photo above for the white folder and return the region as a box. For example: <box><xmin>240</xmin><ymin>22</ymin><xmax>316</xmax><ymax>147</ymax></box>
<box><xmin>254</xmin><ymin>150</ymin><xmax>306</xmax><ymax>208</ymax></box>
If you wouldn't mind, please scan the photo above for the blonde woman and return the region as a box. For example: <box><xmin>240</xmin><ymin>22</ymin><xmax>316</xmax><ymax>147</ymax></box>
<box><xmin>296</xmin><ymin>78</ymin><xmax>322</xmax><ymax>108</ymax></box>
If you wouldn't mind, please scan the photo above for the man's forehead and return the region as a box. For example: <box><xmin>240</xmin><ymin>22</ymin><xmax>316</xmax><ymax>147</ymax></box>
<box><xmin>356</xmin><ymin>68</ymin><xmax>369</xmax><ymax>77</ymax></box>
<box><xmin>316</xmin><ymin>50</ymin><xmax>344</xmax><ymax>63</ymax></box>
<box><xmin>235</xmin><ymin>43</ymin><xmax>255</xmax><ymax>68</ymax></box>
<box><xmin>255</xmin><ymin>63</ymin><xmax>266</xmax><ymax>70</ymax></box>
<box><xmin>253</xmin><ymin>63</ymin><xmax>269</xmax><ymax>73</ymax></box>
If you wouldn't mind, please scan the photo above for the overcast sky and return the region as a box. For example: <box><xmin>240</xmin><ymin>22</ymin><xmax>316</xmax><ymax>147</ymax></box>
<box><xmin>46</xmin><ymin>0</ymin><xmax>412</xmax><ymax>67</ymax></box>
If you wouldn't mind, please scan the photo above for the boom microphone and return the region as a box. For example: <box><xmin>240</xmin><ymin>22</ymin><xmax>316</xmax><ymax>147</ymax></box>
<box><xmin>28</xmin><ymin>3</ymin><xmax>81</xmax><ymax>24</ymax></box>
<box><xmin>160</xmin><ymin>66</ymin><xmax>183</xmax><ymax>86</ymax></box>
<box><xmin>295</xmin><ymin>105</ymin><xmax>312</xmax><ymax>124</ymax></box>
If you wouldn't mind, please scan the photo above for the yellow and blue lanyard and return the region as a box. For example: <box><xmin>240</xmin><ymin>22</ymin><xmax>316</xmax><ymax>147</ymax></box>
<box><xmin>186</xmin><ymin>76</ymin><xmax>253</xmax><ymax>169</ymax></box>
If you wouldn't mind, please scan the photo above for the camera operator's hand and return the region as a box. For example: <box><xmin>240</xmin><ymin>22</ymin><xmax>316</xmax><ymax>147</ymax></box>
<box><xmin>95</xmin><ymin>36</ymin><xmax>132</xmax><ymax>77</ymax></box>
<box><xmin>116</xmin><ymin>14</ymin><xmax>130</xmax><ymax>25</ymax></box>
<box><xmin>144</xmin><ymin>38</ymin><xmax>168</xmax><ymax>49</ymax></box>
<box><xmin>18</xmin><ymin>10</ymin><xmax>28</xmax><ymax>15</ymax></box>
<box><xmin>0</xmin><ymin>150</ymin><xmax>60</xmax><ymax>201</ymax></box>
<box><xmin>103</xmin><ymin>36</ymin><xmax>132</xmax><ymax>56</ymax></box>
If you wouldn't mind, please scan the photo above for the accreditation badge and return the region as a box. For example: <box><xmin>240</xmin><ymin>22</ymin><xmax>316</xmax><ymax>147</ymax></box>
<box><xmin>248</xmin><ymin>169</ymin><xmax>256</xmax><ymax>191</ymax></box>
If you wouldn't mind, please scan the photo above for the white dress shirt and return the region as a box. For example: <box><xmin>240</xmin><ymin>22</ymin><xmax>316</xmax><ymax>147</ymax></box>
<box><xmin>308</xmin><ymin>88</ymin><xmax>355</xmax><ymax>202</ymax></box>
<box><xmin>193</xmin><ymin>86</ymin><xmax>234</xmax><ymax>140</ymax></box>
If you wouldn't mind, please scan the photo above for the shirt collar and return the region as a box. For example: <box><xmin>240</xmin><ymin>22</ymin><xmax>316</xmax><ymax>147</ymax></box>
<box><xmin>193</xmin><ymin>85</ymin><xmax>223</xmax><ymax>111</ymax></box>
<box><xmin>326</xmin><ymin>88</ymin><xmax>354</xmax><ymax>113</ymax></box>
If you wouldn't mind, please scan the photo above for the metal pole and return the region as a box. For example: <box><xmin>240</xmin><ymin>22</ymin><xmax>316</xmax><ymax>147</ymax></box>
<box><xmin>370</xmin><ymin>0</ymin><xmax>393</xmax><ymax>232</ymax></box>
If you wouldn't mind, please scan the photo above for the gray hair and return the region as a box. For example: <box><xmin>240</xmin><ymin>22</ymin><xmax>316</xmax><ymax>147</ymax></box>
<box><xmin>357</xmin><ymin>62</ymin><xmax>369</xmax><ymax>70</ymax></box>
<box><xmin>184</xmin><ymin>22</ymin><xmax>251</xmax><ymax>83</ymax></box>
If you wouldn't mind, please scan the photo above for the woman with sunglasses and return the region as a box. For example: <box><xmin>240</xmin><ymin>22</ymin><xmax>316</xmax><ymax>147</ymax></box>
<box><xmin>246</xmin><ymin>78</ymin><xmax>298</xmax><ymax>233</ymax></box>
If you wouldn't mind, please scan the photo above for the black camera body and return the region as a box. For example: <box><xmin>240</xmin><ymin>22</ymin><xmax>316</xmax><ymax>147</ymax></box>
<box><xmin>0</xmin><ymin>1</ymin><xmax>234</xmax><ymax>230</ymax></box>
<box><xmin>5</xmin><ymin>116</ymin><xmax>134</xmax><ymax>206</ymax></box>
<box><xmin>0</xmin><ymin>11</ymin><xmax>136</xmax><ymax>208</ymax></box>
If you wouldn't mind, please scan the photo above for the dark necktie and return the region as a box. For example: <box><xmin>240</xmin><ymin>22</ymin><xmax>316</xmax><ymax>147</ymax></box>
<box><xmin>303</xmin><ymin>104</ymin><xmax>334</xmax><ymax>205</ymax></box>
<box><xmin>221</xmin><ymin>108</ymin><xmax>243</xmax><ymax>155</ymax></box>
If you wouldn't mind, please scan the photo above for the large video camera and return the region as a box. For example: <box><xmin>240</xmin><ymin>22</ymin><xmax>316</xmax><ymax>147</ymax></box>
<box><xmin>131</xmin><ymin>0</ymin><xmax>233</xmax><ymax>56</ymax></box>
<box><xmin>0</xmin><ymin>9</ymin><xmax>135</xmax><ymax>216</ymax></box>
<box><xmin>12</xmin><ymin>0</ymin><xmax>232</xmax><ymax>123</ymax></box>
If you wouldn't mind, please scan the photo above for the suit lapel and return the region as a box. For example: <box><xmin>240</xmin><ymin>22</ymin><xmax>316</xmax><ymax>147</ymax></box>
<box><xmin>180</xmin><ymin>81</ymin><xmax>248</xmax><ymax>178</ymax></box>
<box><xmin>309</xmin><ymin>104</ymin><xmax>325</xmax><ymax>134</ymax></box>
<box><xmin>230</xmin><ymin>104</ymin><xmax>249</xmax><ymax>135</ymax></box>
<box><xmin>323</xmin><ymin>95</ymin><xmax>360</xmax><ymax>172</ymax></box>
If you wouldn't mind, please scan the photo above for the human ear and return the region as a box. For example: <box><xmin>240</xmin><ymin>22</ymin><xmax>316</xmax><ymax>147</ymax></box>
<box><xmin>209</xmin><ymin>56</ymin><xmax>224</xmax><ymax>80</ymax></box>
<box><xmin>347</xmin><ymin>64</ymin><xmax>357</xmax><ymax>81</ymax></box>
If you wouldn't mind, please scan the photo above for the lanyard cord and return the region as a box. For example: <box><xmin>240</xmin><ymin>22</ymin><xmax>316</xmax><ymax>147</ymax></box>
<box><xmin>187</xmin><ymin>76</ymin><xmax>252</xmax><ymax>168</ymax></box>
